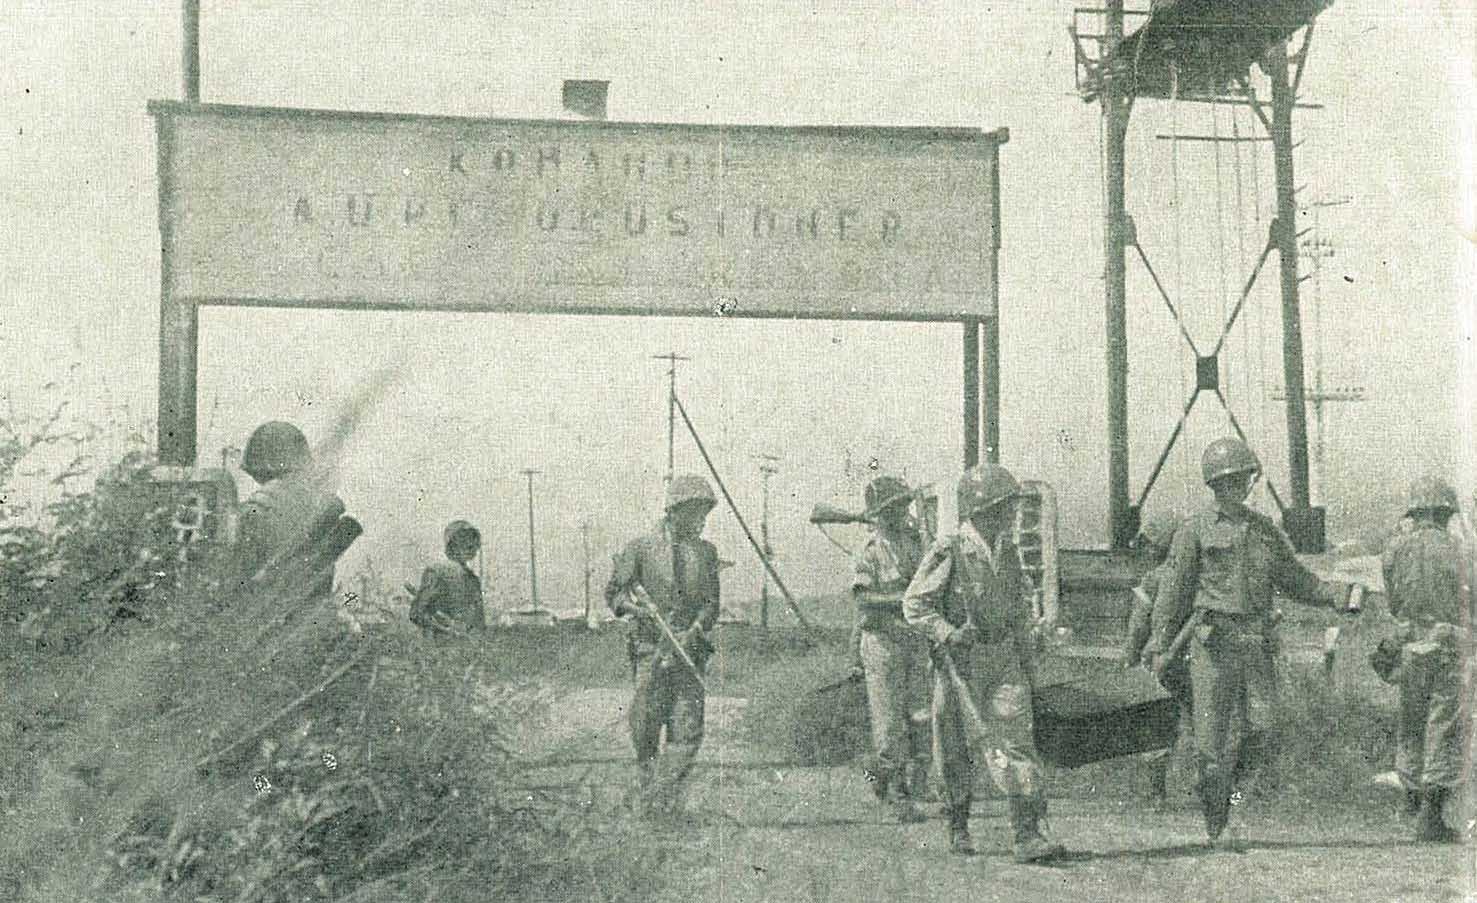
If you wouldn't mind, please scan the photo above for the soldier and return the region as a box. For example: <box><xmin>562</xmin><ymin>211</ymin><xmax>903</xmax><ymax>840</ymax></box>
<box><xmin>903</xmin><ymin>464</ymin><xmax>1065</xmax><ymax>862</ymax></box>
<box><xmin>1382</xmin><ymin>475</ymin><xmax>1468</xmax><ymax>843</ymax></box>
<box><xmin>1121</xmin><ymin>511</ymin><xmax>1190</xmax><ymax>805</ymax></box>
<box><xmin>409</xmin><ymin>520</ymin><xmax>487</xmax><ymax>638</ymax></box>
<box><xmin>851</xmin><ymin>475</ymin><xmax>931</xmax><ymax>823</ymax></box>
<box><xmin>234</xmin><ymin>421</ymin><xmax>346</xmax><ymax>602</ymax></box>
<box><xmin>1150</xmin><ymin>437</ymin><xmax>1356</xmax><ymax>848</ymax></box>
<box><xmin>605</xmin><ymin>474</ymin><xmax>722</xmax><ymax>820</ymax></box>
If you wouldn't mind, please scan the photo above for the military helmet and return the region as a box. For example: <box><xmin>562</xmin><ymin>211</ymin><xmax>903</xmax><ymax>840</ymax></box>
<box><xmin>1135</xmin><ymin>511</ymin><xmax>1180</xmax><ymax>552</ymax></box>
<box><xmin>863</xmin><ymin>475</ymin><xmax>912</xmax><ymax>518</ymax></box>
<box><xmin>1201</xmin><ymin>437</ymin><xmax>1260</xmax><ymax>485</ymax></box>
<box><xmin>665</xmin><ymin>474</ymin><xmax>717</xmax><ymax>512</ymax></box>
<box><xmin>241</xmin><ymin>421</ymin><xmax>311</xmax><ymax>483</ymax></box>
<box><xmin>443</xmin><ymin>519</ymin><xmax>481</xmax><ymax>551</ymax></box>
<box><xmin>956</xmin><ymin>464</ymin><xmax>1019</xmax><ymax>519</ymax></box>
<box><xmin>1405</xmin><ymin>475</ymin><xmax>1458</xmax><ymax>515</ymax></box>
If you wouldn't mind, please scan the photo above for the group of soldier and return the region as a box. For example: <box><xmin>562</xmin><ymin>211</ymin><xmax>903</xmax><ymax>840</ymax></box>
<box><xmin>231</xmin><ymin>418</ymin><xmax>1472</xmax><ymax>862</ymax></box>
<box><xmin>598</xmin><ymin>434</ymin><xmax>1474</xmax><ymax>863</ymax></box>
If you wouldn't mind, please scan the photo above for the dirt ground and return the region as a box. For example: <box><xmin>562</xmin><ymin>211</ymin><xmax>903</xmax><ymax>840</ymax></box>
<box><xmin>526</xmin><ymin>687</ymin><xmax>1473</xmax><ymax>903</ymax></box>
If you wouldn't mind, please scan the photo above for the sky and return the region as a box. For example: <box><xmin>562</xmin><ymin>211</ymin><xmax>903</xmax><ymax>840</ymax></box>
<box><xmin>3</xmin><ymin>1</ymin><xmax>1474</xmax><ymax>618</ymax></box>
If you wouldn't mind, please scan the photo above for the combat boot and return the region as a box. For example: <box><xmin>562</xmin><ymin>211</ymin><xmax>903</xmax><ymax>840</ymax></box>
<box><xmin>1416</xmin><ymin>787</ymin><xmax>1459</xmax><ymax>843</ymax></box>
<box><xmin>1402</xmin><ymin>788</ymin><xmax>1422</xmax><ymax>818</ymax></box>
<box><xmin>1198</xmin><ymin>775</ymin><xmax>1231</xmax><ymax>843</ymax></box>
<box><xmin>1146</xmin><ymin>759</ymin><xmax>1169</xmax><ymax>807</ymax></box>
<box><xmin>1009</xmin><ymin>795</ymin><xmax>1066</xmax><ymax>864</ymax></box>
<box><xmin>946</xmin><ymin>802</ymin><xmax>975</xmax><ymax>855</ymax></box>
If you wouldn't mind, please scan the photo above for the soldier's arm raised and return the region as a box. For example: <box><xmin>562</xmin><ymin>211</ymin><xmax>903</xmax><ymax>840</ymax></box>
<box><xmin>604</xmin><ymin>541</ymin><xmax>642</xmax><ymax>616</ymax></box>
<box><xmin>903</xmin><ymin>539</ymin><xmax>956</xmax><ymax>646</ymax></box>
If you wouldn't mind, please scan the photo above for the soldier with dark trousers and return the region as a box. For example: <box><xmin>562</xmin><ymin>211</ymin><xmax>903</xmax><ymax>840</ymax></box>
<box><xmin>234</xmin><ymin>421</ymin><xmax>346</xmax><ymax>603</ymax></box>
<box><xmin>1382</xmin><ymin>476</ymin><xmax>1469</xmax><ymax>843</ymax></box>
<box><xmin>409</xmin><ymin>520</ymin><xmax>486</xmax><ymax>638</ymax></box>
<box><xmin>1121</xmin><ymin>511</ymin><xmax>1190</xmax><ymax>805</ymax></box>
<box><xmin>904</xmin><ymin>464</ymin><xmax>1065</xmax><ymax>863</ymax></box>
<box><xmin>851</xmin><ymin>475</ymin><xmax>931</xmax><ymax>824</ymax></box>
<box><xmin>605</xmin><ymin>475</ymin><xmax>722</xmax><ymax>820</ymax></box>
<box><xmin>1151</xmin><ymin>438</ymin><xmax>1356</xmax><ymax>848</ymax></box>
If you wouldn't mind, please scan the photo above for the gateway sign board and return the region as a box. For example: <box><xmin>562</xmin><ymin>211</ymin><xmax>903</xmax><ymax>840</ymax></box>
<box><xmin>151</xmin><ymin>102</ymin><xmax>1003</xmax><ymax>321</ymax></box>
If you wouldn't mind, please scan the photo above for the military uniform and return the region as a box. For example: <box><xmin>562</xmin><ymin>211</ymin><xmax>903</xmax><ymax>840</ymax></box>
<box><xmin>605</xmin><ymin>518</ymin><xmax>721</xmax><ymax>815</ymax></box>
<box><xmin>1123</xmin><ymin>561</ymin><xmax>1193</xmax><ymax>795</ymax></box>
<box><xmin>1382</xmin><ymin>523</ymin><xmax>1468</xmax><ymax>799</ymax></box>
<box><xmin>1151</xmin><ymin>502</ymin><xmax>1344</xmax><ymax>838</ymax></box>
<box><xmin>409</xmin><ymin>561</ymin><xmax>485</xmax><ymax>636</ymax></box>
<box><xmin>904</xmin><ymin>519</ymin><xmax>1058</xmax><ymax>860</ymax></box>
<box><xmin>853</xmin><ymin>523</ymin><xmax>931</xmax><ymax>808</ymax></box>
<box><xmin>235</xmin><ymin>473</ymin><xmax>345</xmax><ymax>602</ymax></box>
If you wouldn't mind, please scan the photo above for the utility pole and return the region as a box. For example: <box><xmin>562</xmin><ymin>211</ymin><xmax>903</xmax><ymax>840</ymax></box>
<box><xmin>756</xmin><ymin>454</ymin><xmax>780</xmax><ymax>629</ymax></box>
<box><xmin>580</xmin><ymin>520</ymin><xmax>593</xmax><ymax>624</ymax></box>
<box><xmin>1100</xmin><ymin>0</ymin><xmax>1134</xmax><ymax>549</ymax></box>
<box><xmin>520</xmin><ymin>469</ymin><xmax>541</xmax><ymax>610</ymax></box>
<box><xmin>182</xmin><ymin>0</ymin><xmax>200</xmax><ymax>102</ymax></box>
<box><xmin>1264</xmin><ymin>39</ymin><xmax>1316</xmax><ymax>547</ymax></box>
<box><xmin>652</xmin><ymin>352</ymin><xmax>690</xmax><ymax>485</ymax></box>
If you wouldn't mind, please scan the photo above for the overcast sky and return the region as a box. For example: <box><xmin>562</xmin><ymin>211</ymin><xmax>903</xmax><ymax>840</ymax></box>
<box><xmin>4</xmin><ymin>2</ymin><xmax>1474</xmax><ymax>617</ymax></box>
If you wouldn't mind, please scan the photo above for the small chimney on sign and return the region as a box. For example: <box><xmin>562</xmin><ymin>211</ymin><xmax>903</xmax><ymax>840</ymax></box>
<box><xmin>562</xmin><ymin>79</ymin><xmax>609</xmax><ymax>121</ymax></box>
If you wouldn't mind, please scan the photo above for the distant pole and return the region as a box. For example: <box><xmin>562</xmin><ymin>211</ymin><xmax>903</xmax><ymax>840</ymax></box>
<box><xmin>580</xmin><ymin>520</ymin><xmax>592</xmax><ymax>623</ymax></box>
<box><xmin>756</xmin><ymin>454</ymin><xmax>780</xmax><ymax>629</ymax></box>
<box><xmin>652</xmin><ymin>352</ymin><xmax>690</xmax><ymax>485</ymax></box>
<box><xmin>521</xmin><ymin>469</ymin><xmax>541</xmax><ymax>609</ymax></box>
<box><xmin>182</xmin><ymin>0</ymin><xmax>200</xmax><ymax>102</ymax></box>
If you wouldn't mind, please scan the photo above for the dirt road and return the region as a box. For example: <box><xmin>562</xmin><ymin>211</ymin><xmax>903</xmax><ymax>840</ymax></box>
<box><xmin>528</xmin><ymin>688</ymin><xmax>1472</xmax><ymax>903</ymax></box>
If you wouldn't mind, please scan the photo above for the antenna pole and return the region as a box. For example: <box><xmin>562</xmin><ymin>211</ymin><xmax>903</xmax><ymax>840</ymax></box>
<box><xmin>521</xmin><ymin>469</ymin><xmax>542</xmax><ymax>610</ymax></box>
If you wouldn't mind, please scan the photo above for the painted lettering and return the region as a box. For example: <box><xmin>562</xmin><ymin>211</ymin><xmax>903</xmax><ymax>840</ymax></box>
<box><xmin>536</xmin><ymin>206</ymin><xmax>559</xmax><ymax>231</ymax></box>
<box><xmin>538</xmin><ymin>145</ymin><xmax>560</xmax><ymax>175</ymax></box>
<box><xmin>493</xmin><ymin>149</ymin><xmax>516</xmax><ymax>171</ymax></box>
<box><xmin>837</xmin><ymin>208</ymin><xmax>860</xmax><ymax>242</ymax></box>
<box><xmin>623</xmin><ymin>204</ymin><xmax>648</xmax><ymax>236</ymax></box>
<box><xmin>293</xmin><ymin>198</ymin><xmax>312</xmax><ymax>224</ymax></box>
<box><xmin>346</xmin><ymin>194</ymin><xmax>373</xmax><ymax>226</ymax></box>
<box><xmin>796</xmin><ymin>210</ymin><xmax>819</xmax><ymax>239</ymax></box>
<box><xmin>584</xmin><ymin>148</ymin><xmax>600</xmax><ymax>170</ymax></box>
<box><xmin>622</xmin><ymin>154</ymin><xmax>646</xmax><ymax>180</ymax></box>
<box><xmin>403</xmin><ymin>198</ymin><xmax>426</xmax><ymax>225</ymax></box>
<box><xmin>752</xmin><ymin>206</ymin><xmax>777</xmax><ymax>238</ymax></box>
<box><xmin>578</xmin><ymin>207</ymin><xmax>603</xmax><ymax>232</ymax></box>
<box><xmin>881</xmin><ymin>210</ymin><xmax>902</xmax><ymax>243</ymax></box>
<box><xmin>666</xmin><ymin>206</ymin><xmax>690</xmax><ymax>237</ymax></box>
<box><xmin>449</xmin><ymin>150</ymin><xmax>466</xmax><ymax>174</ymax></box>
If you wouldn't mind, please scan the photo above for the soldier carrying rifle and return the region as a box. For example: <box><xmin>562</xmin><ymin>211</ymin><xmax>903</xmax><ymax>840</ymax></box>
<box><xmin>605</xmin><ymin>475</ymin><xmax>722</xmax><ymax>821</ymax></box>
<box><xmin>903</xmin><ymin>464</ymin><xmax>1066</xmax><ymax>862</ymax></box>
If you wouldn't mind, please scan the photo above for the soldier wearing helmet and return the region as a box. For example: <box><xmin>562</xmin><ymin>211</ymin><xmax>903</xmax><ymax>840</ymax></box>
<box><xmin>1121</xmin><ymin>511</ymin><xmax>1191</xmax><ymax>804</ymax></box>
<box><xmin>903</xmin><ymin>464</ymin><xmax>1065</xmax><ymax>862</ymax></box>
<box><xmin>1150</xmin><ymin>437</ymin><xmax>1355</xmax><ymax>848</ymax></box>
<box><xmin>409</xmin><ymin>520</ymin><xmax>486</xmax><ymax>638</ymax></box>
<box><xmin>1380</xmin><ymin>475</ymin><xmax>1467</xmax><ymax>842</ymax></box>
<box><xmin>604</xmin><ymin>474</ymin><xmax>722</xmax><ymax>820</ymax></box>
<box><xmin>849</xmin><ymin>475</ymin><xmax>931</xmax><ymax>824</ymax></box>
<box><xmin>234</xmin><ymin>421</ymin><xmax>346</xmax><ymax>602</ymax></box>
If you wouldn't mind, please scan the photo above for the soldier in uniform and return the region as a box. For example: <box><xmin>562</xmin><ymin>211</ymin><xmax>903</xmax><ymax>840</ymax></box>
<box><xmin>1151</xmin><ymin>437</ymin><xmax>1355</xmax><ymax>848</ymax></box>
<box><xmin>1382</xmin><ymin>476</ymin><xmax>1468</xmax><ymax>843</ymax></box>
<box><xmin>851</xmin><ymin>475</ymin><xmax>931</xmax><ymax>823</ymax></box>
<box><xmin>605</xmin><ymin>474</ymin><xmax>722</xmax><ymax>820</ymax></box>
<box><xmin>1121</xmin><ymin>511</ymin><xmax>1190</xmax><ymax>805</ymax></box>
<box><xmin>903</xmin><ymin>464</ymin><xmax>1065</xmax><ymax>862</ymax></box>
<box><xmin>234</xmin><ymin>421</ymin><xmax>346</xmax><ymax>602</ymax></box>
<box><xmin>409</xmin><ymin>520</ymin><xmax>486</xmax><ymax>638</ymax></box>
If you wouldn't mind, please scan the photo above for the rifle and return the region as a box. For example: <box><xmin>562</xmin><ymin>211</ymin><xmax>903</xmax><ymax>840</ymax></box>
<box><xmin>1154</xmin><ymin>610</ymin><xmax>1203</xmax><ymax>678</ymax></box>
<box><xmin>624</xmin><ymin>584</ymin><xmax>709</xmax><ymax>693</ymax></box>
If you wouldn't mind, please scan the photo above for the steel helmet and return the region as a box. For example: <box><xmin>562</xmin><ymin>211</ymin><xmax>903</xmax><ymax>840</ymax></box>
<box><xmin>1405</xmin><ymin>475</ymin><xmax>1458</xmax><ymax>515</ymax></box>
<box><xmin>956</xmin><ymin>464</ymin><xmax>1019</xmax><ymax>519</ymax></box>
<box><xmin>443</xmin><ymin>519</ymin><xmax>481</xmax><ymax>551</ymax></box>
<box><xmin>241</xmin><ymin>421</ymin><xmax>311</xmax><ymax>483</ymax></box>
<box><xmin>863</xmin><ymin>475</ymin><xmax>912</xmax><ymax>518</ymax></box>
<box><xmin>665</xmin><ymin>474</ymin><xmax>717</xmax><ymax>512</ymax></box>
<box><xmin>1201</xmin><ymin>438</ymin><xmax>1260</xmax><ymax>485</ymax></box>
<box><xmin>1136</xmin><ymin>511</ymin><xmax>1180</xmax><ymax>552</ymax></box>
